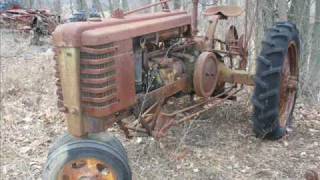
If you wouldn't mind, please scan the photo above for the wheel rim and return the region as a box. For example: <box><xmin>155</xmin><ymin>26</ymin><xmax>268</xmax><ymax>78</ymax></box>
<box><xmin>59</xmin><ymin>158</ymin><xmax>118</xmax><ymax>180</ymax></box>
<box><xmin>279</xmin><ymin>41</ymin><xmax>299</xmax><ymax>128</ymax></box>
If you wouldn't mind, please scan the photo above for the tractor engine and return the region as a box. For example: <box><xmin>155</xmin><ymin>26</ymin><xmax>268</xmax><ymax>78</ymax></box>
<box><xmin>132</xmin><ymin>28</ymin><xmax>195</xmax><ymax>93</ymax></box>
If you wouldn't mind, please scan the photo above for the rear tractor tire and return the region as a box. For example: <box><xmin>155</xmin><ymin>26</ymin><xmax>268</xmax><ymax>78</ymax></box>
<box><xmin>252</xmin><ymin>22</ymin><xmax>300</xmax><ymax>140</ymax></box>
<box><xmin>43</xmin><ymin>133</ymin><xmax>132</xmax><ymax>180</ymax></box>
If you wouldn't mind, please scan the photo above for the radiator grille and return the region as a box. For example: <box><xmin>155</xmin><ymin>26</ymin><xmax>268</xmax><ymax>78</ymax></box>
<box><xmin>80</xmin><ymin>43</ymin><xmax>119</xmax><ymax>109</ymax></box>
<box><xmin>54</xmin><ymin>40</ymin><xmax>135</xmax><ymax>117</ymax></box>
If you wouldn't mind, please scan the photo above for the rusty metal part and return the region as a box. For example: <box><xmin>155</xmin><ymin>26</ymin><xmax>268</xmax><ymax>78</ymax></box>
<box><xmin>193</xmin><ymin>52</ymin><xmax>219</xmax><ymax>97</ymax></box>
<box><xmin>58</xmin><ymin>48</ymin><xmax>85</xmax><ymax>137</ymax></box>
<box><xmin>160</xmin><ymin>0</ymin><xmax>170</xmax><ymax>12</ymax></box>
<box><xmin>146</xmin><ymin>42</ymin><xmax>194</xmax><ymax>58</ymax></box>
<box><xmin>145</xmin><ymin>86</ymin><xmax>241</xmax><ymax>138</ymax></box>
<box><xmin>81</xmin><ymin>14</ymin><xmax>191</xmax><ymax>46</ymax></box>
<box><xmin>80</xmin><ymin>40</ymin><xmax>136</xmax><ymax>118</ymax></box>
<box><xmin>0</xmin><ymin>8</ymin><xmax>59</xmax><ymax>34</ymax></box>
<box><xmin>111</xmin><ymin>9</ymin><xmax>125</xmax><ymax>19</ymax></box>
<box><xmin>149</xmin><ymin>96</ymin><xmax>167</xmax><ymax>137</ymax></box>
<box><xmin>203</xmin><ymin>15</ymin><xmax>220</xmax><ymax>50</ymax></box>
<box><xmin>191</xmin><ymin>0</ymin><xmax>199</xmax><ymax>35</ymax></box>
<box><xmin>145</xmin><ymin>76</ymin><xmax>188</xmax><ymax>101</ymax></box>
<box><xmin>238</xmin><ymin>34</ymin><xmax>248</xmax><ymax>69</ymax></box>
<box><xmin>157</xmin><ymin>26</ymin><xmax>190</xmax><ymax>41</ymax></box>
<box><xmin>177</xmin><ymin>87</ymin><xmax>241</xmax><ymax>124</ymax></box>
<box><xmin>161</xmin><ymin>86</ymin><xmax>234</xmax><ymax>118</ymax></box>
<box><xmin>305</xmin><ymin>169</ymin><xmax>319</xmax><ymax>180</ymax></box>
<box><xmin>158</xmin><ymin>58</ymin><xmax>185</xmax><ymax>84</ymax></box>
<box><xmin>225</xmin><ymin>25</ymin><xmax>239</xmax><ymax>52</ymax></box>
<box><xmin>153</xmin><ymin>112</ymin><xmax>175</xmax><ymax>138</ymax></box>
<box><xmin>279</xmin><ymin>41</ymin><xmax>299</xmax><ymax>127</ymax></box>
<box><xmin>53</xmin><ymin>11</ymin><xmax>190</xmax><ymax>47</ymax></box>
<box><xmin>123</xmin><ymin>77</ymin><xmax>188</xmax><ymax>137</ymax></box>
<box><xmin>218</xmin><ymin>61</ymin><xmax>255</xmax><ymax>86</ymax></box>
<box><xmin>117</xmin><ymin>120</ymin><xmax>132</xmax><ymax>139</ymax></box>
<box><xmin>125</xmin><ymin>125</ymin><xmax>148</xmax><ymax>134</ymax></box>
<box><xmin>59</xmin><ymin>158</ymin><xmax>117</xmax><ymax>180</ymax></box>
<box><xmin>204</xmin><ymin>5</ymin><xmax>244</xmax><ymax>17</ymax></box>
<box><xmin>141</xmin><ymin>102</ymin><xmax>159</xmax><ymax>119</ymax></box>
<box><xmin>211</xmin><ymin>49</ymin><xmax>241</xmax><ymax>56</ymax></box>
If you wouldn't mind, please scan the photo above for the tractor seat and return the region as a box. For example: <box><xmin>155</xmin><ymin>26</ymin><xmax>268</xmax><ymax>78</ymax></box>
<box><xmin>204</xmin><ymin>5</ymin><xmax>244</xmax><ymax>17</ymax></box>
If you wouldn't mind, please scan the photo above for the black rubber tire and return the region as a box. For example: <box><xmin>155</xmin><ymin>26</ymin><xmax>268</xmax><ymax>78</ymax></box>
<box><xmin>48</xmin><ymin>132</ymin><xmax>128</xmax><ymax>161</ymax></box>
<box><xmin>43</xmin><ymin>139</ymin><xmax>132</xmax><ymax>180</ymax></box>
<box><xmin>252</xmin><ymin>22</ymin><xmax>300</xmax><ymax>140</ymax></box>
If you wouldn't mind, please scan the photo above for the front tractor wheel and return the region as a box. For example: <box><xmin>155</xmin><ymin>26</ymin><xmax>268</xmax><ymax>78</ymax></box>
<box><xmin>252</xmin><ymin>22</ymin><xmax>300</xmax><ymax>140</ymax></box>
<box><xmin>43</xmin><ymin>134</ymin><xmax>132</xmax><ymax>180</ymax></box>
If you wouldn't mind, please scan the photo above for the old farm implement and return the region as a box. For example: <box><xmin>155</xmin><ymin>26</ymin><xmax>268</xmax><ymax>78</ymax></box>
<box><xmin>43</xmin><ymin>0</ymin><xmax>300</xmax><ymax>179</ymax></box>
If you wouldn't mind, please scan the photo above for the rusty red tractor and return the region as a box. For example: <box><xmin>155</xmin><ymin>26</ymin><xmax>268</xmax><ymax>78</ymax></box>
<box><xmin>43</xmin><ymin>0</ymin><xmax>300</xmax><ymax>179</ymax></box>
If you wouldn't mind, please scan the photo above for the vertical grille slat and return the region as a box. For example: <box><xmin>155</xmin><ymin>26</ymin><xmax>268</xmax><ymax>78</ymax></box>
<box><xmin>53</xmin><ymin>47</ymin><xmax>64</xmax><ymax>111</ymax></box>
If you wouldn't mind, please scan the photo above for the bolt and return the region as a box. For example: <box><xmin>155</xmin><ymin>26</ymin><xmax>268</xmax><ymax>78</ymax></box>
<box><xmin>69</xmin><ymin>108</ymin><xmax>78</xmax><ymax>115</ymax></box>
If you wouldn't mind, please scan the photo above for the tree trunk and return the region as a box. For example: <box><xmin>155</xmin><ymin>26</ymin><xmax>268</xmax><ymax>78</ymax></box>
<box><xmin>289</xmin><ymin>0</ymin><xmax>311</xmax><ymax>64</ymax></box>
<box><xmin>152</xmin><ymin>0</ymin><xmax>158</xmax><ymax>12</ymax></box>
<box><xmin>228</xmin><ymin>0</ymin><xmax>237</xmax><ymax>5</ymax></box>
<box><xmin>93</xmin><ymin>0</ymin><xmax>105</xmax><ymax>17</ymax></box>
<box><xmin>112</xmin><ymin>0</ymin><xmax>120</xmax><ymax>9</ymax></box>
<box><xmin>76</xmin><ymin>0</ymin><xmax>88</xmax><ymax>12</ymax></box>
<box><xmin>23</xmin><ymin>0</ymin><xmax>34</xmax><ymax>9</ymax></box>
<box><xmin>255</xmin><ymin>0</ymin><xmax>276</xmax><ymax>55</ymax></box>
<box><xmin>174</xmin><ymin>0</ymin><xmax>181</xmax><ymax>10</ymax></box>
<box><xmin>108</xmin><ymin>0</ymin><xmax>113</xmax><ymax>13</ymax></box>
<box><xmin>122</xmin><ymin>0</ymin><xmax>129</xmax><ymax>11</ymax></box>
<box><xmin>53</xmin><ymin>0</ymin><xmax>62</xmax><ymax>15</ymax></box>
<box><xmin>69</xmin><ymin>0</ymin><xmax>74</xmax><ymax>14</ymax></box>
<box><xmin>309</xmin><ymin>0</ymin><xmax>320</xmax><ymax>91</ymax></box>
<box><xmin>277</xmin><ymin>0</ymin><xmax>287</xmax><ymax>21</ymax></box>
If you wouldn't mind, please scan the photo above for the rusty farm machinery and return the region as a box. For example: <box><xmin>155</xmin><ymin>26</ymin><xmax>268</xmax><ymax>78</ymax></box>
<box><xmin>43</xmin><ymin>0</ymin><xmax>301</xmax><ymax>179</ymax></box>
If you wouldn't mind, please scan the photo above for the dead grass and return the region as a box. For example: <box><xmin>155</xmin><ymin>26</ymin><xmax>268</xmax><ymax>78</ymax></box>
<box><xmin>0</xmin><ymin>29</ymin><xmax>319</xmax><ymax>180</ymax></box>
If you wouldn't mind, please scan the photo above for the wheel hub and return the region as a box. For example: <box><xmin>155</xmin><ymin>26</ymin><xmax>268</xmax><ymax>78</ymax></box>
<box><xmin>59</xmin><ymin>158</ymin><xmax>117</xmax><ymax>180</ymax></box>
<box><xmin>193</xmin><ymin>52</ymin><xmax>219</xmax><ymax>97</ymax></box>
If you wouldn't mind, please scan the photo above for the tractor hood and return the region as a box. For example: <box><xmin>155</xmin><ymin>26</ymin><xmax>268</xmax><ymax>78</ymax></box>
<box><xmin>53</xmin><ymin>11</ymin><xmax>191</xmax><ymax>47</ymax></box>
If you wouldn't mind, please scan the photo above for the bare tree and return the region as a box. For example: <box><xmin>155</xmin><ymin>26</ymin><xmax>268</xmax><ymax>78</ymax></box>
<box><xmin>93</xmin><ymin>0</ymin><xmax>105</xmax><ymax>17</ymax></box>
<box><xmin>23</xmin><ymin>0</ymin><xmax>34</xmax><ymax>9</ymax></box>
<box><xmin>173</xmin><ymin>0</ymin><xmax>182</xmax><ymax>10</ymax></box>
<box><xmin>255</xmin><ymin>0</ymin><xmax>276</xmax><ymax>55</ymax></box>
<box><xmin>76</xmin><ymin>0</ymin><xmax>88</xmax><ymax>12</ymax></box>
<box><xmin>53</xmin><ymin>0</ymin><xmax>62</xmax><ymax>15</ymax></box>
<box><xmin>122</xmin><ymin>0</ymin><xmax>129</xmax><ymax>11</ymax></box>
<box><xmin>69</xmin><ymin>0</ymin><xmax>74</xmax><ymax>14</ymax></box>
<box><xmin>309</xmin><ymin>0</ymin><xmax>320</xmax><ymax>91</ymax></box>
<box><xmin>289</xmin><ymin>0</ymin><xmax>311</xmax><ymax>64</ymax></box>
<box><xmin>277</xmin><ymin>0</ymin><xmax>287</xmax><ymax>20</ymax></box>
<box><xmin>108</xmin><ymin>0</ymin><xmax>113</xmax><ymax>13</ymax></box>
<box><xmin>112</xmin><ymin>0</ymin><xmax>120</xmax><ymax>9</ymax></box>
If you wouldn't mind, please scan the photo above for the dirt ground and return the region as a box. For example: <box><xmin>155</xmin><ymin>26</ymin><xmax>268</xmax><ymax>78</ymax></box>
<box><xmin>0</xmin><ymin>29</ymin><xmax>319</xmax><ymax>180</ymax></box>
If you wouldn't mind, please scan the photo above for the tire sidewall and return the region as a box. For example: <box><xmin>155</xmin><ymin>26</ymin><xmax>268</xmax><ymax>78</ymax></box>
<box><xmin>44</xmin><ymin>140</ymin><xmax>131</xmax><ymax>180</ymax></box>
